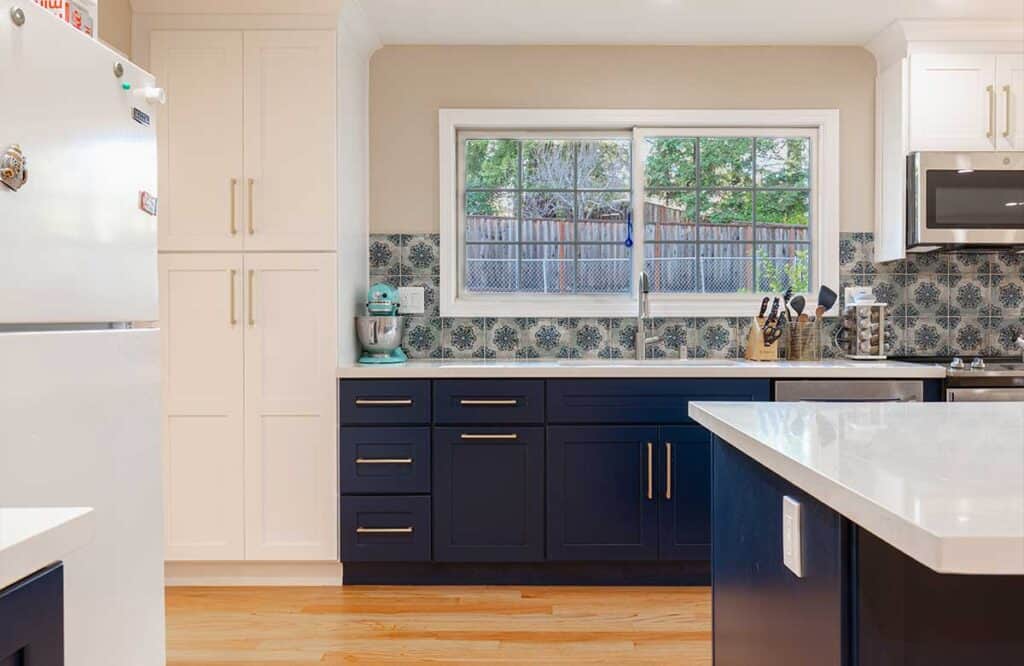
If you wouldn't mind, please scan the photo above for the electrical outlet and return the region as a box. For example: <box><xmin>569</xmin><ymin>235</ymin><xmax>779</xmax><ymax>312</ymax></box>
<box><xmin>782</xmin><ymin>496</ymin><xmax>803</xmax><ymax>578</ymax></box>
<box><xmin>398</xmin><ymin>286</ymin><xmax>425</xmax><ymax>315</ymax></box>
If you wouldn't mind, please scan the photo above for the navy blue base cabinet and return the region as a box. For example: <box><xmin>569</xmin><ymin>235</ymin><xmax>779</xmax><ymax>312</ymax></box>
<box><xmin>0</xmin><ymin>563</ymin><xmax>64</xmax><ymax>666</ymax></box>
<box><xmin>433</xmin><ymin>426</ymin><xmax>545</xmax><ymax>562</ymax></box>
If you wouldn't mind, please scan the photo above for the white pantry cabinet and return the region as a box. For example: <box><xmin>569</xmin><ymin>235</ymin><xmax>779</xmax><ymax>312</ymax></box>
<box><xmin>243</xmin><ymin>254</ymin><xmax>338</xmax><ymax>560</ymax></box>
<box><xmin>160</xmin><ymin>254</ymin><xmax>245</xmax><ymax>560</ymax></box>
<box><xmin>160</xmin><ymin>253</ymin><xmax>338</xmax><ymax>561</ymax></box>
<box><xmin>152</xmin><ymin>30</ymin><xmax>337</xmax><ymax>252</ymax></box>
<box><xmin>909</xmin><ymin>53</ymin><xmax>1024</xmax><ymax>152</ymax></box>
<box><xmin>997</xmin><ymin>54</ymin><xmax>1024</xmax><ymax>150</ymax></box>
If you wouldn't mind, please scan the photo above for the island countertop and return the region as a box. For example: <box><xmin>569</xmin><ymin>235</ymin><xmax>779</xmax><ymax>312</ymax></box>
<box><xmin>338</xmin><ymin>358</ymin><xmax>947</xmax><ymax>379</ymax></box>
<box><xmin>0</xmin><ymin>507</ymin><xmax>94</xmax><ymax>589</ymax></box>
<box><xmin>689</xmin><ymin>401</ymin><xmax>1024</xmax><ymax>575</ymax></box>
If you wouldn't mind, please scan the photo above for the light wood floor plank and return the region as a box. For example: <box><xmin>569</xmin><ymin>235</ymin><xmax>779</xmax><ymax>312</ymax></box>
<box><xmin>166</xmin><ymin>585</ymin><xmax>712</xmax><ymax>665</ymax></box>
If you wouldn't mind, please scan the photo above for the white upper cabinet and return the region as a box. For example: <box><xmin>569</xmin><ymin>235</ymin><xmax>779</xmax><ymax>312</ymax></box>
<box><xmin>152</xmin><ymin>30</ymin><xmax>337</xmax><ymax>252</ymax></box>
<box><xmin>242</xmin><ymin>253</ymin><xmax>338</xmax><ymax>561</ymax></box>
<box><xmin>243</xmin><ymin>32</ymin><xmax>338</xmax><ymax>252</ymax></box>
<box><xmin>997</xmin><ymin>54</ymin><xmax>1024</xmax><ymax>150</ymax></box>
<box><xmin>152</xmin><ymin>32</ymin><xmax>245</xmax><ymax>252</ymax></box>
<box><xmin>909</xmin><ymin>54</ymin><xmax>998</xmax><ymax>152</ymax></box>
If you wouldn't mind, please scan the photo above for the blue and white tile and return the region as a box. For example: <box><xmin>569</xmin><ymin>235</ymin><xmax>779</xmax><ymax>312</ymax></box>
<box><xmin>605</xmin><ymin>318</ymin><xmax>638</xmax><ymax>358</ymax></box>
<box><xmin>399</xmin><ymin>275</ymin><xmax>440</xmax><ymax>317</ymax></box>
<box><xmin>572</xmin><ymin>318</ymin><xmax>608</xmax><ymax>359</ymax></box>
<box><xmin>400</xmin><ymin>233</ymin><xmax>440</xmax><ymax>276</ymax></box>
<box><xmin>978</xmin><ymin>304</ymin><xmax>1004</xmax><ymax>331</ymax></box>
<box><xmin>951</xmin><ymin>276</ymin><xmax>988</xmax><ymax>314</ymax></box>
<box><xmin>994</xmin><ymin>276</ymin><xmax>1024</xmax><ymax>311</ymax></box>
<box><xmin>401</xmin><ymin>317</ymin><xmax>442</xmax><ymax>359</ymax></box>
<box><xmin>990</xmin><ymin>321</ymin><xmax>1024</xmax><ymax>355</ymax></box>
<box><xmin>695</xmin><ymin>318</ymin><xmax>737</xmax><ymax>359</ymax></box>
<box><xmin>948</xmin><ymin>320</ymin><xmax>985</xmax><ymax>356</ymax></box>
<box><xmin>441</xmin><ymin>318</ymin><xmax>487</xmax><ymax>359</ymax></box>
<box><xmin>368</xmin><ymin>234</ymin><xmax>403</xmax><ymax>278</ymax></box>
<box><xmin>521</xmin><ymin>318</ymin><xmax>570</xmax><ymax>356</ymax></box>
<box><xmin>906</xmin><ymin>276</ymin><xmax>948</xmax><ymax>316</ymax></box>
<box><xmin>652</xmin><ymin>318</ymin><xmax>692</xmax><ymax>358</ymax></box>
<box><xmin>486</xmin><ymin>318</ymin><xmax>521</xmax><ymax>359</ymax></box>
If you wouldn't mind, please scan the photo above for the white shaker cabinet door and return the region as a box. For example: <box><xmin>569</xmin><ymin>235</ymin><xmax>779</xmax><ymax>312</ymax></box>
<box><xmin>152</xmin><ymin>32</ymin><xmax>245</xmax><ymax>251</ymax></box>
<box><xmin>909</xmin><ymin>54</ymin><xmax>997</xmax><ymax>152</ymax></box>
<box><xmin>997</xmin><ymin>55</ymin><xmax>1024</xmax><ymax>151</ymax></box>
<box><xmin>160</xmin><ymin>254</ymin><xmax>245</xmax><ymax>560</ymax></box>
<box><xmin>242</xmin><ymin>31</ymin><xmax>338</xmax><ymax>251</ymax></box>
<box><xmin>242</xmin><ymin>254</ymin><xmax>338</xmax><ymax>560</ymax></box>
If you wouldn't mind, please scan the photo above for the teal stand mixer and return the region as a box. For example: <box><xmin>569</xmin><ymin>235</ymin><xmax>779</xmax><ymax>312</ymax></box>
<box><xmin>356</xmin><ymin>282</ymin><xmax>408</xmax><ymax>364</ymax></box>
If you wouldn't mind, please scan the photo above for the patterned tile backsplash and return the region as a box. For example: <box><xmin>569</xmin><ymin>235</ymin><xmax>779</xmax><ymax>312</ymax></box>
<box><xmin>368</xmin><ymin>232</ymin><xmax>1024</xmax><ymax>360</ymax></box>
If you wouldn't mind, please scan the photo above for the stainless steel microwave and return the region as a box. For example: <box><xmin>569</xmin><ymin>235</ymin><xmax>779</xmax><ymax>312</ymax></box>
<box><xmin>907</xmin><ymin>151</ymin><xmax>1024</xmax><ymax>250</ymax></box>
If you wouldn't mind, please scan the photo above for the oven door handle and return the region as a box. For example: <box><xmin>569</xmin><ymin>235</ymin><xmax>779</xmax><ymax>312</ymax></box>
<box><xmin>947</xmin><ymin>388</ymin><xmax>1024</xmax><ymax>402</ymax></box>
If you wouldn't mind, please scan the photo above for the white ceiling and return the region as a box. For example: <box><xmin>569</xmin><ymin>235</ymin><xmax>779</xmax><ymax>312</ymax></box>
<box><xmin>360</xmin><ymin>0</ymin><xmax>1024</xmax><ymax>46</ymax></box>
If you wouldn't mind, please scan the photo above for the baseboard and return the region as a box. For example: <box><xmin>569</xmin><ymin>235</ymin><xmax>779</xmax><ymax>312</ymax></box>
<box><xmin>165</xmin><ymin>561</ymin><xmax>343</xmax><ymax>586</ymax></box>
<box><xmin>342</xmin><ymin>561</ymin><xmax>710</xmax><ymax>586</ymax></box>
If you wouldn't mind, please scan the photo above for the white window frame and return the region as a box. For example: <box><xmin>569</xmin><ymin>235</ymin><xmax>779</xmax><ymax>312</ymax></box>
<box><xmin>439</xmin><ymin>109</ymin><xmax>840</xmax><ymax>318</ymax></box>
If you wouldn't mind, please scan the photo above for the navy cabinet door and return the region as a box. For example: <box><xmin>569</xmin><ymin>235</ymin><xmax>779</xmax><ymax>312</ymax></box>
<box><xmin>658</xmin><ymin>426</ymin><xmax>712</xmax><ymax>561</ymax></box>
<box><xmin>547</xmin><ymin>425</ymin><xmax>659</xmax><ymax>561</ymax></box>
<box><xmin>433</xmin><ymin>427</ymin><xmax>545</xmax><ymax>562</ymax></box>
<box><xmin>0</xmin><ymin>563</ymin><xmax>64</xmax><ymax>666</ymax></box>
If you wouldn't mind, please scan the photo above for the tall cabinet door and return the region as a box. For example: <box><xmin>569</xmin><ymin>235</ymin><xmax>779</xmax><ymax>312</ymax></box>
<box><xmin>909</xmin><ymin>54</ymin><xmax>997</xmax><ymax>151</ymax></box>
<box><xmin>243</xmin><ymin>253</ymin><xmax>338</xmax><ymax>560</ymax></box>
<box><xmin>547</xmin><ymin>426</ymin><xmax>660</xmax><ymax>561</ymax></box>
<box><xmin>160</xmin><ymin>254</ymin><xmax>245</xmax><ymax>560</ymax></box>
<box><xmin>658</xmin><ymin>426</ymin><xmax>712</xmax><ymax>561</ymax></box>
<box><xmin>997</xmin><ymin>54</ymin><xmax>1024</xmax><ymax>151</ymax></box>
<box><xmin>151</xmin><ymin>32</ymin><xmax>244</xmax><ymax>252</ymax></box>
<box><xmin>242</xmin><ymin>31</ymin><xmax>337</xmax><ymax>251</ymax></box>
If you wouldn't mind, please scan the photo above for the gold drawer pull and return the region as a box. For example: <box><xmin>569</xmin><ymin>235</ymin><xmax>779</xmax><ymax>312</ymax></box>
<box><xmin>460</xmin><ymin>433</ymin><xmax>518</xmax><ymax>440</ymax></box>
<box><xmin>355</xmin><ymin>457</ymin><xmax>413</xmax><ymax>465</ymax></box>
<box><xmin>356</xmin><ymin>527</ymin><xmax>413</xmax><ymax>534</ymax></box>
<box><xmin>459</xmin><ymin>399</ymin><xmax>518</xmax><ymax>406</ymax></box>
<box><xmin>355</xmin><ymin>399</ymin><xmax>413</xmax><ymax>406</ymax></box>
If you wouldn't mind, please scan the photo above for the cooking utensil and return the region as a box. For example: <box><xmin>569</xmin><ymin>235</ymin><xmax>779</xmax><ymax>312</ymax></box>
<box><xmin>758</xmin><ymin>296</ymin><xmax>769</xmax><ymax>319</ymax></box>
<box><xmin>815</xmin><ymin>285</ymin><xmax>838</xmax><ymax>318</ymax></box>
<box><xmin>790</xmin><ymin>295</ymin><xmax>806</xmax><ymax>317</ymax></box>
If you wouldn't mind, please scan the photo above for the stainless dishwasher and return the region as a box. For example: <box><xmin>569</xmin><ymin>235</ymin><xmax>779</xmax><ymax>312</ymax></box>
<box><xmin>774</xmin><ymin>380</ymin><xmax>924</xmax><ymax>402</ymax></box>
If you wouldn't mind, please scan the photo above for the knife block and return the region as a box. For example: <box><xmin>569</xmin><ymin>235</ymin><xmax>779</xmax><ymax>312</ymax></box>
<box><xmin>745</xmin><ymin>317</ymin><xmax>780</xmax><ymax>361</ymax></box>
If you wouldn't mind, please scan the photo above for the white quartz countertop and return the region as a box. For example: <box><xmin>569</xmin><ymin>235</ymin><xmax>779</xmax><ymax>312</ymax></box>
<box><xmin>0</xmin><ymin>507</ymin><xmax>94</xmax><ymax>589</ymax></box>
<box><xmin>689</xmin><ymin>401</ymin><xmax>1024</xmax><ymax>575</ymax></box>
<box><xmin>338</xmin><ymin>359</ymin><xmax>946</xmax><ymax>379</ymax></box>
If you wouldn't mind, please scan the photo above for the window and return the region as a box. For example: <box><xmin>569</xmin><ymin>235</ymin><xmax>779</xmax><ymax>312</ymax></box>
<box><xmin>440</xmin><ymin>110</ymin><xmax>839</xmax><ymax>317</ymax></box>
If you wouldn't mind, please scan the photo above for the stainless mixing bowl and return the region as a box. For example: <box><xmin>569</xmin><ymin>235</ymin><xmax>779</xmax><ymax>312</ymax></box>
<box><xmin>356</xmin><ymin>315</ymin><xmax>406</xmax><ymax>356</ymax></box>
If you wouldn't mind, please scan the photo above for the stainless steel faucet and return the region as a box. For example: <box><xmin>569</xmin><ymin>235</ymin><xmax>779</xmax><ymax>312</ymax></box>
<box><xmin>635</xmin><ymin>271</ymin><xmax>662</xmax><ymax>360</ymax></box>
<box><xmin>1015</xmin><ymin>335</ymin><xmax>1024</xmax><ymax>362</ymax></box>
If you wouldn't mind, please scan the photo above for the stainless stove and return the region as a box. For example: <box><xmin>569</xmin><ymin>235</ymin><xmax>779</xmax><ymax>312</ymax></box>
<box><xmin>893</xmin><ymin>355</ymin><xmax>1024</xmax><ymax>401</ymax></box>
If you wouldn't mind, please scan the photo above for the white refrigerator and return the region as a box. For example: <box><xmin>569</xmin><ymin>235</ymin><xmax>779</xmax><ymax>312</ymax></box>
<box><xmin>0</xmin><ymin>2</ymin><xmax>165</xmax><ymax>664</ymax></box>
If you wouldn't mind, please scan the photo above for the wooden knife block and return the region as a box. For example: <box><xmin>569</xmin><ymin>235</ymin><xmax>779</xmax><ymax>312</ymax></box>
<box><xmin>745</xmin><ymin>317</ymin><xmax>780</xmax><ymax>361</ymax></box>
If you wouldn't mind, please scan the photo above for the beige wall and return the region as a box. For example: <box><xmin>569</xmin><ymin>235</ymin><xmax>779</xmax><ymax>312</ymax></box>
<box><xmin>370</xmin><ymin>45</ymin><xmax>876</xmax><ymax>234</ymax></box>
<box><xmin>99</xmin><ymin>0</ymin><xmax>132</xmax><ymax>55</ymax></box>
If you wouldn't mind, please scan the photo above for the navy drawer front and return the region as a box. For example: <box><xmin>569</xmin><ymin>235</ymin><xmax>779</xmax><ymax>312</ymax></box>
<box><xmin>341</xmin><ymin>495</ymin><xmax>431</xmax><ymax>562</ymax></box>
<box><xmin>0</xmin><ymin>562</ymin><xmax>63</xmax><ymax>665</ymax></box>
<box><xmin>339</xmin><ymin>380</ymin><xmax>430</xmax><ymax>425</ymax></box>
<box><xmin>547</xmin><ymin>379</ymin><xmax>771</xmax><ymax>424</ymax></box>
<box><xmin>340</xmin><ymin>427</ymin><xmax>430</xmax><ymax>495</ymax></box>
<box><xmin>434</xmin><ymin>380</ymin><xmax>545</xmax><ymax>425</ymax></box>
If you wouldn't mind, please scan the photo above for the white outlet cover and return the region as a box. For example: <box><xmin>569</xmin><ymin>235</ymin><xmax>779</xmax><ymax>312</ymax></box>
<box><xmin>782</xmin><ymin>495</ymin><xmax>804</xmax><ymax>578</ymax></box>
<box><xmin>398</xmin><ymin>286</ymin><xmax>425</xmax><ymax>315</ymax></box>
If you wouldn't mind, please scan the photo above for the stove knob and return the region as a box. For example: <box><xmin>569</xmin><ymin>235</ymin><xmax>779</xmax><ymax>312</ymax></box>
<box><xmin>970</xmin><ymin>357</ymin><xmax>986</xmax><ymax>370</ymax></box>
<box><xmin>949</xmin><ymin>357</ymin><xmax>965</xmax><ymax>370</ymax></box>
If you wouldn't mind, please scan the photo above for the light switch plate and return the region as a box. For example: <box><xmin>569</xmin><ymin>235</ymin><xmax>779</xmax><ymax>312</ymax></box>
<box><xmin>782</xmin><ymin>495</ymin><xmax>804</xmax><ymax>578</ymax></box>
<box><xmin>398</xmin><ymin>286</ymin><xmax>425</xmax><ymax>315</ymax></box>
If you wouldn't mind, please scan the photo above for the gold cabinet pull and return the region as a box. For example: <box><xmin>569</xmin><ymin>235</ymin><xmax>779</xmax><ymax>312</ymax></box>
<box><xmin>355</xmin><ymin>398</ymin><xmax>413</xmax><ymax>406</ymax></box>
<box><xmin>355</xmin><ymin>458</ymin><xmax>413</xmax><ymax>465</ymax></box>
<box><xmin>229</xmin><ymin>269</ymin><xmax>237</xmax><ymax>326</ymax></box>
<box><xmin>987</xmin><ymin>85</ymin><xmax>995</xmax><ymax>138</ymax></box>
<box><xmin>646</xmin><ymin>442</ymin><xmax>653</xmax><ymax>500</ymax></box>
<box><xmin>247</xmin><ymin>269</ymin><xmax>255</xmax><ymax>326</ymax></box>
<box><xmin>1004</xmin><ymin>85</ymin><xmax>1012</xmax><ymax>138</ymax></box>
<box><xmin>247</xmin><ymin>178</ymin><xmax>255</xmax><ymax>235</ymax></box>
<box><xmin>356</xmin><ymin>527</ymin><xmax>413</xmax><ymax>534</ymax></box>
<box><xmin>459</xmin><ymin>399</ymin><xmax>518</xmax><ymax>406</ymax></box>
<box><xmin>460</xmin><ymin>433</ymin><xmax>518</xmax><ymax>440</ymax></box>
<box><xmin>229</xmin><ymin>178</ymin><xmax>238</xmax><ymax>236</ymax></box>
<box><xmin>665</xmin><ymin>442</ymin><xmax>672</xmax><ymax>500</ymax></box>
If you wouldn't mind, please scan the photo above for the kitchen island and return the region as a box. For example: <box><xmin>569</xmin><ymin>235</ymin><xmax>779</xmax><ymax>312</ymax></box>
<box><xmin>689</xmin><ymin>401</ymin><xmax>1024</xmax><ymax>665</ymax></box>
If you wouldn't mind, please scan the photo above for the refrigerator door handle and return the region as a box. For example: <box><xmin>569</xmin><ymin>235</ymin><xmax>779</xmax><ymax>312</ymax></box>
<box><xmin>247</xmin><ymin>269</ymin><xmax>255</xmax><ymax>326</ymax></box>
<box><xmin>229</xmin><ymin>269</ymin><xmax>237</xmax><ymax>326</ymax></box>
<box><xmin>229</xmin><ymin>178</ymin><xmax>238</xmax><ymax>236</ymax></box>
<box><xmin>247</xmin><ymin>178</ymin><xmax>256</xmax><ymax>235</ymax></box>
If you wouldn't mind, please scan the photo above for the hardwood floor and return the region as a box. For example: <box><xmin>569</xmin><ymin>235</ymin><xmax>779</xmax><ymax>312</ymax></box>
<box><xmin>166</xmin><ymin>585</ymin><xmax>712</xmax><ymax>664</ymax></box>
